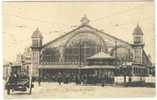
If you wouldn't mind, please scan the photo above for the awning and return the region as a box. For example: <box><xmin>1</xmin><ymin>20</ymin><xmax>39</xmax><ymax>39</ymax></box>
<box><xmin>81</xmin><ymin>65</ymin><xmax>116</xmax><ymax>69</ymax></box>
<box><xmin>38</xmin><ymin>64</ymin><xmax>116</xmax><ymax>70</ymax></box>
<box><xmin>38</xmin><ymin>64</ymin><xmax>80</xmax><ymax>69</ymax></box>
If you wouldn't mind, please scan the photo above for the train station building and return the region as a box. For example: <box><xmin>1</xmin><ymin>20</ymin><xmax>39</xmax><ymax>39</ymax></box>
<box><xmin>31</xmin><ymin>16</ymin><xmax>152</xmax><ymax>84</ymax></box>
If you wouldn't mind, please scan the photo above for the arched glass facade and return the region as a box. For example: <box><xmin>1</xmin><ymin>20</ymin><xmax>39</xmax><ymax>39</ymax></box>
<box><xmin>41</xmin><ymin>33</ymin><xmax>106</xmax><ymax>65</ymax></box>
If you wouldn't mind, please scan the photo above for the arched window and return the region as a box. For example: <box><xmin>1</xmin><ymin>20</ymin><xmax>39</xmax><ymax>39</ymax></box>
<box><xmin>64</xmin><ymin>33</ymin><xmax>106</xmax><ymax>65</ymax></box>
<box><xmin>64</xmin><ymin>39</ymin><xmax>101</xmax><ymax>65</ymax></box>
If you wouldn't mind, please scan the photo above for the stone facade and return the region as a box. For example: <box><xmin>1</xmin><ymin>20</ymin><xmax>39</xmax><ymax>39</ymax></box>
<box><xmin>31</xmin><ymin>17</ymin><xmax>151</xmax><ymax>78</ymax></box>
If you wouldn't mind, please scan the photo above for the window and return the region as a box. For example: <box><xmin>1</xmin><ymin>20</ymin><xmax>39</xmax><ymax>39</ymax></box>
<box><xmin>134</xmin><ymin>37</ymin><xmax>142</xmax><ymax>43</ymax></box>
<box><xmin>64</xmin><ymin>40</ymin><xmax>101</xmax><ymax>65</ymax></box>
<box><xmin>33</xmin><ymin>40</ymin><xmax>38</xmax><ymax>47</ymax></box>
<box><xmin>42</xmin><ymin>48</ymin><xmax>60</xmax><ymax>64</ymax></box>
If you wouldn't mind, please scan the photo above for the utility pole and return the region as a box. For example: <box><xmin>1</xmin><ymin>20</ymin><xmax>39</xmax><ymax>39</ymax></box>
<box><xmin>115</xmin><ymin>40</ymin><xmax>117</xmax><ymax>66</ymax></box>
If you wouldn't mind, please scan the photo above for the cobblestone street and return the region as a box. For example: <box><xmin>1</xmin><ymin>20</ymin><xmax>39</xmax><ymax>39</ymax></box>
<box><xmin>4</xmin><ymin>82</ymin><xmax>155</xmax><ymax>99</ymax></box>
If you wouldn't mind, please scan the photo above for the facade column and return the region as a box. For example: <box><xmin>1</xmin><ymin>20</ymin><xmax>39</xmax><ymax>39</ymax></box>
<box><xmin>59</xmin><ymin>45</ymin><xmax>64</xmax><ymax>64</ymax></box>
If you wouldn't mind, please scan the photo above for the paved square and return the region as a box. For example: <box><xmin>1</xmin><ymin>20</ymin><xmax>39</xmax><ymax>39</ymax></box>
<box><xmin>4</xmin><ymin>82</ymin><xmax>155</xmax><ymax>99</ymax></box>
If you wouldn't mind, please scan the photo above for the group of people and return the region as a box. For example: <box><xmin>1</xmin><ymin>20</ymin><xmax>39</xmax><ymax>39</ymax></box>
<box><xmin>57</xmin><ymin>72</ymin><xmax>82</xmax><ymax>85</ymax></box>
<box><xmin>38</xmin><ymin>71</ymin><xmax>114</xmax><ymax>86</ymax></box>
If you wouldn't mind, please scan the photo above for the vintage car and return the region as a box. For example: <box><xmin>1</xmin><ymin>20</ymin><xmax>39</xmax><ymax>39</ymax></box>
<box><xmin>5</xmin><ymin>64</ymin><xmax>34</xmax><ymax>95</ymax></box>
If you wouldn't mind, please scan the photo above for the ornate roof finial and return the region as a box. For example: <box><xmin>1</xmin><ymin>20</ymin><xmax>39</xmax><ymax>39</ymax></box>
<box><xmin>80</xmin><ymin>14</ymin><xmax>90</xmax><ymax>25</ymax></box>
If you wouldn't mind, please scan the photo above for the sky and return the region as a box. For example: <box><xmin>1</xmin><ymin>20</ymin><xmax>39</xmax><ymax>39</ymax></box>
<box><xmin>3</xmin><ymin>1</ymin><xmax>155</xmax><ymax>63</ymax></box>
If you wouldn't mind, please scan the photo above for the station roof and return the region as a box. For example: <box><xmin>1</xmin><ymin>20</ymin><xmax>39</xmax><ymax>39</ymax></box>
<box><xmin>87</xmin><ymin>52</ymin><xmax>115</xmax><ymax>60</ymax></box>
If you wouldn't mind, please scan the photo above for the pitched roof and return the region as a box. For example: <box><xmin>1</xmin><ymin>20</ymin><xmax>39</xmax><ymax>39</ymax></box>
<box><xmin>31</xmin><ymin>27</ymin><xmax>43</xmax><ymax>38</ymax></box>
<box><xmin>42</xmin><ymin>25</ymin><xmax>85</xmax><ymax>48</ymax></box>
<box><xmin>87</xmin><ymin>52</ymin><xmax>114</xmax><ymax>59</ymax></box>
<box><xmin>42</xmin><ymin>24</ymin><xmax>131</xmax><ymax>48</ymax></box>
<box><xmin>133</xmin><ymin>24</ymin><xmax>143</xmax><ymax>35</ymax></box>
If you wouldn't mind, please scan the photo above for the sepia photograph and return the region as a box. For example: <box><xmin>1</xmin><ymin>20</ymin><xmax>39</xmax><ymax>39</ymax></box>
<box><xmin>2</xmin><ymin>0</ymin><xmax>155</xmax><ymax>99</ymax></box>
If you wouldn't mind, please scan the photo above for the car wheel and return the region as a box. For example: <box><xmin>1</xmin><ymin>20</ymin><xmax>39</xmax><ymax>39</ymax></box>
<box><xmin>28</xmin><ymin>87</ymin><xmax>32</xmax><ymax>95</ymax></box>
<box><xmin>7</xmin><ymin>88</ymin><xmax>10</xmax><ymax>95</ymax></box>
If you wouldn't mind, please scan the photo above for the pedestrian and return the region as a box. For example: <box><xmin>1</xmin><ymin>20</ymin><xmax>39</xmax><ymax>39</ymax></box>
<box><xmin>57</xmin><ymin>72</ymin><xmax>62</xmax><ymax>85</ymax></box>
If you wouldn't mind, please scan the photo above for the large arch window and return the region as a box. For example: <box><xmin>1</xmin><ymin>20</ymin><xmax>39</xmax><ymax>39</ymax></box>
<box><xmin>64</xmin><ymin>40</ymin><xmax>101</xmax><ymax>65</ymax></box>
<box><xmin>64</xmin><ymin>33</ymin><xmax>106</xmax><ymax>65</ymax></box>
<box><xmin>41</xmin><ymin>32</ymin><xmax>107</xmax><ymax>65</ymax></box>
